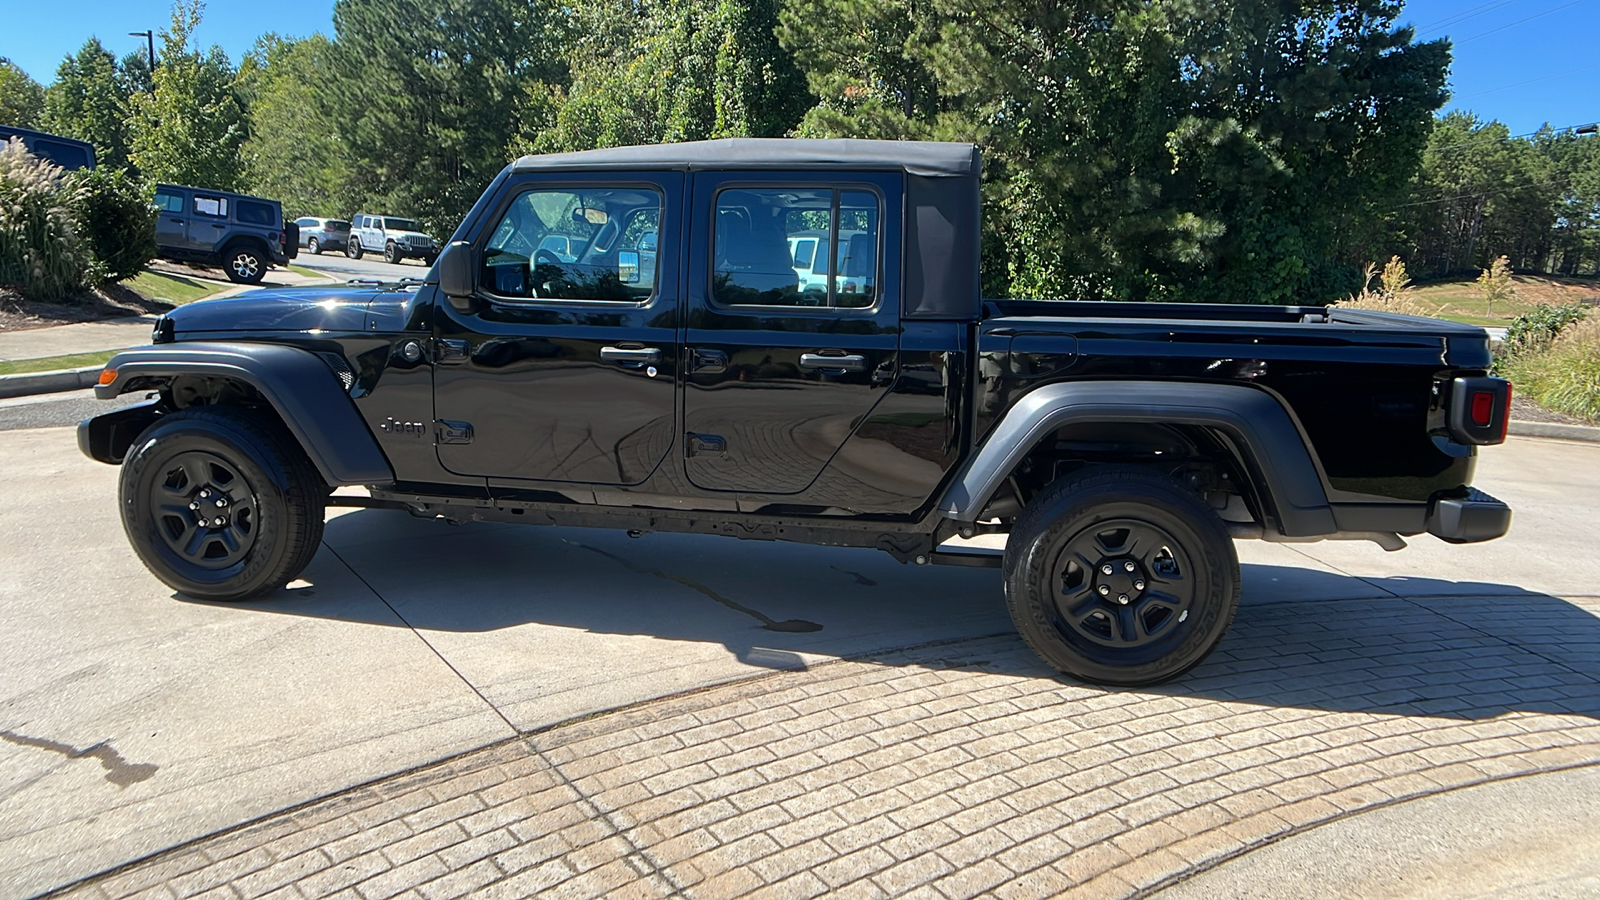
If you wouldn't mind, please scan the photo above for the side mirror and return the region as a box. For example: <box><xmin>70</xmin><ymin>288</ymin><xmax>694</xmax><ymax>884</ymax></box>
<box><xmin>436</xmin><ymin>241</ymin><xmax>477</xmax><ymax>311</ymax></box>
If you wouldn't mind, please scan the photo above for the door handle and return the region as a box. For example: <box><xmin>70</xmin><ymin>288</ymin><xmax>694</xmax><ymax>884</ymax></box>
<box><xmin>600</xmin><ymin>346</ymin><xmax>662</xmax><ymax>365</ymax></box>
<box><xmin>212</xmin><ymin>223</ymin><xmax>226</xmax><ymax>229</ymax></box>
<box><xmin>799</xmin><ymin>352</ymin><xmax>866</xmax><ymax>373</ymax></box>
<box><xmin>167</xmin><ymin>217</ymin><xmax>184</xmax><ymax>223</ymax></box>
<box><xmin>689</xmin><ymin>348</ymin><xmax>727</xmax><ymax>373</ymax></box>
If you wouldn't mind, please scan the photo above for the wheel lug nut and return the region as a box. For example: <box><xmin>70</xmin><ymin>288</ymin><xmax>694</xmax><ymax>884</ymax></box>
<box><xmin>1134</xmin><ymin>580</ymin><xmax>1145</xmax><ymax>590</ymax></box>
<box><xmin>214</xmin><ymin>517</ymin><xmax>226</xmax><ymax>526</ymax></box>
<box><xmin>1098</xmin><ymin>585</ymin><xmax>1111</xmax><ymax>596</ymax></box>
<box><xmin>216</xmin><ymin>499</ymin><xmax>226</xmax><ymax>507</ymax></box>
<box><xmin>1100</xmin><ymin>564</ymin><xmax>1114</xmax><ymax>575</ymax></box>
<box><xmin>1118</xmin><ymin>594</ymin><xmax>1130</xmax><ymax>604</ymax></box>
<box><xmin>1124</xmin><ymin>561</ymin><xmax>1136</xmax><ymax>572</ymax></box>
<box><xmin>189</xmin><ymin>501</ymin><xmax>199</xmax><ymax>510</ymax></box>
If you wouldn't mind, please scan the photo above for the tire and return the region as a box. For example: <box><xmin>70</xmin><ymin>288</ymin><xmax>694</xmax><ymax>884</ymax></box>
<box><xmin>347</xmin><ymin>237</ymin><xmax>363</xmax><ymax>260</ymax></box>
<box><xmin>307</xmin><ymin>237</ymin><xmax>321</xmax><ymax>255</ymax></box>
<box><xmin>1002</xmin><ymin>466</ymin><xmax>1239</xmax><ymax>686</ymax></box>
<box><xmin>384</xmin><ymin>241</ymin><xmax>402</xmax><ymax>265</ymax></box>
<box><xmin>222</xmin><ymin>244</ymin><xmax>267</xmax><ymax>284</ymax></box>
<box><xmin>423</xmin><ymin>254</ymin><xmax>438</xmax><ymax>267</ymax></box>
<box><xmin>119</xmin><ymin>407</ymin><xmax>327</xmax><ymax>602</ymax></box>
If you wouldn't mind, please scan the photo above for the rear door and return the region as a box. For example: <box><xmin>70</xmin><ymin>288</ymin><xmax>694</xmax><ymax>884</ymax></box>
<box><xmin>187</xmin><ymin>193</ymin><xmax>231</xmax><ymax>252</ymax></box>
<box><xmin>432</xmin><ymin>171</ymin><xmax>682</xmax><ymax>485</ymax></box>
<box><xmin>682</xmin><ymin>171</ymin><xmax>901</xmax><ymax>493</ymax></box>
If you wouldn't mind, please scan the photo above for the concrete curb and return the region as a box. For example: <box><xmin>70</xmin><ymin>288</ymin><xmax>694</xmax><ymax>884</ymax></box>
<box><xmin>0</xmin><ymin>366</ymin><xmax>103</xmax><ymax>399</ymax></box>
<box><xmin>1509</xmin><ymin>419</ymin><xmax>1600</xmax><ymax>443</ymax></box>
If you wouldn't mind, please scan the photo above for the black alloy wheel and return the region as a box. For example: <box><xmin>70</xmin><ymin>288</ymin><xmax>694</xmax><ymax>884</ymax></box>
<box><xmin>224</xmin><ymin>246</ymin><xmax>265</xmax><ymax>284</ymax></box>
<box><xmin>1003</xmin><ymin>466</ymin><xmax>1239</xmax><ymax>686</ymax></box>
<box><xmin>346</xmin><ymin>237</ymin><xmax>363</xmax><ymax>260</ymax></box>
<box><xmin>308</xmin><ymin>237</ymin><xmax>321</xmax><ymax>254</ymax></box>
<box><xmin>385</xmin><ymin>241</ymin><xmax>403</xmax><ymax>265</ymax></box>
<box><xmin>120</xmin><ymin>407</ymin><xmax>326</xmax><ymax>601</ymax></box>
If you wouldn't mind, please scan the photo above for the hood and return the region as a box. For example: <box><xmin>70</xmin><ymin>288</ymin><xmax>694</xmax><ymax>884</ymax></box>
<box><xmin>163</xmin><ymin>284</ymin><xmax>386</xmax><ymax>336</ymax></box>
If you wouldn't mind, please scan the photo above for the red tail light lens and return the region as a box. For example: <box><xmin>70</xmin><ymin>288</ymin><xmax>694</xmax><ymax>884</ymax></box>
<box><xmin>1471</xmin><ymin>391</ymin><xmax>1493</xmax><ymax>426</ymax></box>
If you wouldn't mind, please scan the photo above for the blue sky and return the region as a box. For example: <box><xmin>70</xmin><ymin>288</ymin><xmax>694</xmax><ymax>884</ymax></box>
<box><xmin>3</xmin><ymin>0</ymin><xmax>1596</xmax><ymax>136</ymax></box>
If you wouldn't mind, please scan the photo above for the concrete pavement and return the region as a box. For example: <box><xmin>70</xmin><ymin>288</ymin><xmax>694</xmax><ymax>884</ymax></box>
<box><xmin>1</xmin><ymin>429</ymin><xmax>1597</xmax><ymax>898</ymax></box>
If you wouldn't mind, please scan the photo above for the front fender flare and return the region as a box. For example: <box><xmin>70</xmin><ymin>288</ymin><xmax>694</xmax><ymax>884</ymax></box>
<box><xmin>93</xmin><ymin>342</ymin><xmax>394</xmax><ymax>487</ymax></box>
<box><xmin>940</xmin><ymin>381</ymin><xmax>1336</xmax><ymax>536</ymax></box>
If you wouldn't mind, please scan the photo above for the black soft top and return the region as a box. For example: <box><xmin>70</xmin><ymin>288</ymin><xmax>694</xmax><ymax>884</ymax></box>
<box><xmin>511</xmin><ymin>138</ymin><xmax>979</xmax><ymax>179</ymax></box>
<box><xmin>509</xmin><ymin>139</ymin><xmax>984</xmax><ymax>321</ymax></box>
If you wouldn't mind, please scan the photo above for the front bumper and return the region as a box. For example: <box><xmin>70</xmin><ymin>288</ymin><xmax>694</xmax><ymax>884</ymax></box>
<box><xmin>1427</xmin><ymin>488</ymin><xmax>1512</xmax><ymax>543</ymax></box>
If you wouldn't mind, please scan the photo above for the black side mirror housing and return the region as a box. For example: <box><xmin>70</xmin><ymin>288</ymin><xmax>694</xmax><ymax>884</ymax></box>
<box><xmin>437</xmin><ymin>241</ymin><xmax>477</xmax><ymax>311</ymax></box>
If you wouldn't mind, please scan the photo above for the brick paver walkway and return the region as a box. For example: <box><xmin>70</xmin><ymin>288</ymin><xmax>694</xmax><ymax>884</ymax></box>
<box><xmin>56</xmin><ymin>594</ymin><xmax>1600</xmax><ymax>900</ymax></box>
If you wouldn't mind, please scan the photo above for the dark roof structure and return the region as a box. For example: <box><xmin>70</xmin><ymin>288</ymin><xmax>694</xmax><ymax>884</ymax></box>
<box><xmin>512</xmin><ymin>138</ymin><xmax>980</xmax><ymax>179</ymax></box>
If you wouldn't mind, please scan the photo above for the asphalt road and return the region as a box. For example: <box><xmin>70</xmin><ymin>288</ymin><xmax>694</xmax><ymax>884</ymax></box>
<box><xmin>0</xmin><ymin>388</ymin><xmax>146</xmax><ymax>431</ymax></box>
<box><xmin>290</xmin><ymin>247</ymin><xmax>432</xmax><ymax>282</ymax></box>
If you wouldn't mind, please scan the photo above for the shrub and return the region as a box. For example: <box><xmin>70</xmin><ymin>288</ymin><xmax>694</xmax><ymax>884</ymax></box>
<box><xmin>69</xmin><ymin>167</ymin><xmax>157</xmax><ymax>284</ymax></box>
<box><xmin>1498</xmin><ymin>302</ymin><xmax>1588</xmax><ymax>362</ymax></box>
<box><xmin>0</xmin><ymin>138</ymin><xmax>87</xmax><ymax>301</ymax></box>
<box><xmin>1504</xmin><ymin>315</ymin><xmax>1600</xmax><ymax>423</ymax></box>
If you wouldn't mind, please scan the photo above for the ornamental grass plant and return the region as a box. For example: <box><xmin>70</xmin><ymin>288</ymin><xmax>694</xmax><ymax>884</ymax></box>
<box><xmin>0</xmin><ymin>138</ymin><xmax>88</xmax><ymax>302</ymax></box>
<box><xmin>1503</xmin><ymin>313</ymin><xmax>1600</xmax><ymax>423</ymax></box>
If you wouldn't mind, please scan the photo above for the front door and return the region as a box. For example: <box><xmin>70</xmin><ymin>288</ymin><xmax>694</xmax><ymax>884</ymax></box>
<box><xmin>682</xmin><ymin>171</ymin><xmax>902</xmax><ymax>494</ymax></box>
<box><xmin>153</xmin><ymin>188</ymin><xmax>188</xmax><ymax>253</ymax></box>
<box><xmin>433</xmin><ymin>172</ymin><xmax>681</xmax><ymax>485</ymax></box>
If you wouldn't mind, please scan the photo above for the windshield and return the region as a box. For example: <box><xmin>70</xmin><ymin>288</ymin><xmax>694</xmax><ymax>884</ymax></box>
<box><xmin>384</xmin><ymin>218</ymin><xmax>420</xmax><ymax>231</ymax></box>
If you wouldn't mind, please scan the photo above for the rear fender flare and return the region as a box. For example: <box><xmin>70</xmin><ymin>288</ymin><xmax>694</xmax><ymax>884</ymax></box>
<box><xmin>93</xmin><ymin>342</ymin><xmax>394</xmax><ymax>487</ymax></box>
<box><xmin>940</xmin><ymin>381</ymin><xmax>1335</xmax><ymax>536</ymax></box>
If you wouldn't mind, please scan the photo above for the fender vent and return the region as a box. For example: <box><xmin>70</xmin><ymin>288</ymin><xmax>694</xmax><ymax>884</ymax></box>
<box><xmin>317</xmin><ymin>352</ymin><xmax>356</xmax><ymax>391</ymax></box>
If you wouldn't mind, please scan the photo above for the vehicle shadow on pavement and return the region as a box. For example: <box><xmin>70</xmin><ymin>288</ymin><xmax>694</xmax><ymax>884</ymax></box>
<box><xmin>182</xmin><ymin>510</ymin><xmax>1600</xmax><ymax>723</ymax></box>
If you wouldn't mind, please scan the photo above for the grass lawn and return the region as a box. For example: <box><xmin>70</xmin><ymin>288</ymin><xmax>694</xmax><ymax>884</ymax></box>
<box><xmin>122</xmin><ymin>270</ymin><xmax>228</xmax><ymax>306</ymax></box>
<box><xmin>0</xmin><ymin>349</ymin><xmax>117</xmax><ymax>376</ymax></box>
<box><xmin>288</xmin><ymin>264</ymin><xmax>330</xmax><ymax>280</ymax></box>
<box><xmin>1409</xmin><ymin>274</ymin><xmax>1600</xmax><ymax>323</ymax></box>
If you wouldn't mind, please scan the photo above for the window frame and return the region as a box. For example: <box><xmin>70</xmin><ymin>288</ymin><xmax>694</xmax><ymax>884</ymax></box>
<box><xmin>707</xmin><ymin>182</ymin><xmax>885</xmax><ymax>314</ymax></box>
<box><xmin>475</xmin><ymin>181</ymin><xmax>668</xmax><ymax>307</ymax></box>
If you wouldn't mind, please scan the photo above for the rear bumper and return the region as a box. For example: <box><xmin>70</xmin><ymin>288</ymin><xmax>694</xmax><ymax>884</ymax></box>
<box><xmin>1426</xmin><ymin>488</ymin><xmax>1512</xmax><ymax>543</ymax></box>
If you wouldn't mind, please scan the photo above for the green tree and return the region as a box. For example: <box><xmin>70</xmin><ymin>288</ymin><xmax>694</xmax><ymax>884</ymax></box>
<box><xmin>42</xmin><ymin>39</ymin><xmax>136</xmax><ymax>170</ymax></box>
<box><xmin>1476</xmin><ymin>254</ymin><xmax>1514</xmax><ymax>315</ymax></box>
<box><xmin>782</xmin><ymin>0</ymin><xmax>1449</xmax><ymax>303</ymax></box>
<box><xmin>542</xmin><ymin>0</ymin><xmax>809</xmax><ymax>152</ymax></box>
<box><xmin>240</xmin><ymin>34</ymin><xmax>349</xmax><ymax>216</ymax></box>
<box><xmin>128</xmin><ymin>0</ymin><xmax>248</xmax><ymax>189</ymax></box>
<box><xmin>329</xmin><ymin>0</ymin><xmax>572</xmax><ymax>235</ymax></box>
<box><xmin>0</xmin><ymin>58</ymin><xmax>46</xmax><ymax>128</ymax></box>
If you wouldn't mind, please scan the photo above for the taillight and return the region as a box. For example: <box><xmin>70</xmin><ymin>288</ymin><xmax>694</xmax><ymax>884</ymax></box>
<box><xmin>1470</xmin><ymin>391</ymin><xmax>1493</xmax><ymax>426</ymax></box>
<box><xmin>1447</xmin><ymin>376</ymin><xmax>1510</xmax><ymax>445</ymax></box>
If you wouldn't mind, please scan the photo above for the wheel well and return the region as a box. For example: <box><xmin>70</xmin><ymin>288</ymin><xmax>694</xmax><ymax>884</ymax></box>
<box><xmin>977</xmin><ymin>421</ymin><xmax>1265</xmax><ymax>527</ymax></box>
<box><xmin>220</xmin><ymin>237</ymin><xmax>270</xmax><ymax>259</ymax></box>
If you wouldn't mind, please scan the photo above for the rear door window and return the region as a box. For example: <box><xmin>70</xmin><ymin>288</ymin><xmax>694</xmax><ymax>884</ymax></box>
<box><xmin>193</xmin><ymin>195</ymin><xmax>228</xmax><ymax>218</ymax></box>
<box><xmin>155</xmin><ymin>192</ymin><xmax>185</xmax><ymax>213</ymax></box>
<box><xmin>711</xmin><ymin>187</ymin><xmax>880</xmax><ymax>309</ymax></box>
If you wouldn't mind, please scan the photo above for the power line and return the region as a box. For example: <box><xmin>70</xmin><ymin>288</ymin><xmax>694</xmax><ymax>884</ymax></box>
<box><xmin>1453</xmin><ymin>0</ymin><xmax>1593</xmax><ymax>45</ymax></box>
<box><xmin>1415</xmin><ymin>0</ymin><xmax>1521</xmax><ymax>36</ymax></box>
<box><xmin>1453</xmin><ymin>62</ymin><xmax>1600</xmax><ymax>100</ymax></box>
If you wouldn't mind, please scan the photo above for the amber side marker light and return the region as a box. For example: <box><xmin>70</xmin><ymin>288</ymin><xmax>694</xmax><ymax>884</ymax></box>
<box><xmin>97</xmin><ymin>368</ymin><xmax>117</xmax><ymax>386</ymax></box>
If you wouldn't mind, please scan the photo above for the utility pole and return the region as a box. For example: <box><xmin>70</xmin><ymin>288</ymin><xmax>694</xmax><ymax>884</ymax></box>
<box><xmin>129</xmin><ymin>30</ymin><xmax>155</xmax><ymax>91</ymax></box>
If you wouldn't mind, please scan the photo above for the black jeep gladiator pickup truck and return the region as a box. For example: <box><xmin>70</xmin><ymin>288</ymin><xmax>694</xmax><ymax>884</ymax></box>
<box><xmin>80</xmin><ymin>139</ymin><xmax>1513</xmax><ymax>685</ymax></box>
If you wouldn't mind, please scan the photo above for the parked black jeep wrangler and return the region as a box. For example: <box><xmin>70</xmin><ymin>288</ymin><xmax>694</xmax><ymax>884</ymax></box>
<box><xmin>153</xmin><ymin>184</ymin><xmax>298</xmax><ymax>284</ymax></box>
<box><xmin>80</xmin><ymin>140</ymin><xmax>1513</xmax><ymax>685</ymax></box>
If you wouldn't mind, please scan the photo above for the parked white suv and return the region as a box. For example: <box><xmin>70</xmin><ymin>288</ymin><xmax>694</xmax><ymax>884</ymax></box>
<box><xmin>346</xmin><ymin>213</ymin><xmax>438</xmax><ymax>265</ymax></box>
